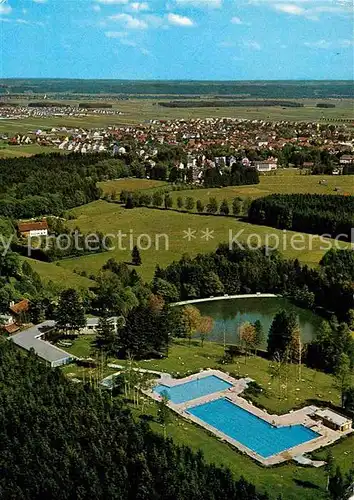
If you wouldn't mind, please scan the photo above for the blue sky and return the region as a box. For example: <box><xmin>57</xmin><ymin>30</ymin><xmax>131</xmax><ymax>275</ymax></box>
<box><xmin>0</xmin><ymin>0</ymin><xmax>353</xmax><ymax>79</ymax></box>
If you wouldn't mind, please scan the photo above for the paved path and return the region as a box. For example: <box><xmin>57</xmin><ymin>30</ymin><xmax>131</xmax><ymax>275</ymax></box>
<box><xmin>172</xmin><ymin>293</ymin><xmax>278</xmax><ymax>306</ymax></box>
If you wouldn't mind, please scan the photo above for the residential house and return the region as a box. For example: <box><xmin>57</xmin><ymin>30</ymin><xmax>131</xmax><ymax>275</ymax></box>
<box><xmin>9</xmin><ymin>299</ymin><xmax>30</xmax><ymax>325</ymax></box>
<box><xmin>340</xmin><ymin>154</ymin><xmax>354</xmax><ymax>165</ymax></box>
<box><xmin>18</xmin><ymin>220</ymin><xmax>49</xmax><ymax>238</ymax></box>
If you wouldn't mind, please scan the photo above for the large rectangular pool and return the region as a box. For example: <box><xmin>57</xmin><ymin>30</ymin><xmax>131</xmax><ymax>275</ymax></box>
<box><xmin>188</xmin><ymin>398</ymin><xmax>319</xmax><ymax>458</ymax></box>
<box><xmin>154</xmin><ymin>375</ymin><xmax>232</xmax><ymax>404</ymax></box>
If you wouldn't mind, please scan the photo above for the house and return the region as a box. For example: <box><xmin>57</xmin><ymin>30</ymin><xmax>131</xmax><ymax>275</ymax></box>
<box><xmin>10</xmin><ymin>299</ymin><xmax>30</xmax><ymax>324</ymax></box>
<box><xmin>0</xmin><ymin>314</ymin><xmax>20</xmax><ymax>335</ymax></box>
<box><xmin>340</xmin><ymin>155</ymin><xmax>354</xmax><ymax>165</ymax></box>
<box><xmin>313</xmin><ymin>408</ymin><xmax>352</xmax><ymax>432</ymax></box>
<box><xmin>18</xmin><ymin>220</ymin><xmax>48</xmax><ymax>238</ymax></box>
<box><xmin>254</xmin><ymin>158</ymin><xmax>278</xmax><ymax>172</ymax></box>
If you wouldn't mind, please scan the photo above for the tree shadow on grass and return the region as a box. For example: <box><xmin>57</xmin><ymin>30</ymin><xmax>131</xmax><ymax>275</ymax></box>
<box><xmin>293</xmin><ymin>479</ymin><xmax>321</xmax><ymax>490</ymax></box>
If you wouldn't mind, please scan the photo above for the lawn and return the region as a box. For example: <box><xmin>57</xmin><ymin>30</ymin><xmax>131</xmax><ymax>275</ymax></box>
<box><xmin>99</xmin><ymin>178</ymin><xmax>167</xmax><ymax>196</ymax></box>
<box><xmin>61</xmin><ymin>337</ymin><xmax>354</xmax><ymax>500</ymax></box>
<box><xmin>56</xmin><ymin>200</ymin><xmax>349</xmax><ymax>282</ymax></box>
<box><xmin>24</xmin><ymin>258</ymin><xmax>94</xmax><ymax>290</ymax></box>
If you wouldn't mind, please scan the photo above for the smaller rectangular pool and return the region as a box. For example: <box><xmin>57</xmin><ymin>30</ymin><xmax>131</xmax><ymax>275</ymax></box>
<box><xmin>188</xmin><ymin>398</ymin><xmax>319</xmax><ymax>458</ymax></box>
<box><xmin>154</xmin><ymin>375</ymin><xmax>232</xmax><ymax>404</ymax></box>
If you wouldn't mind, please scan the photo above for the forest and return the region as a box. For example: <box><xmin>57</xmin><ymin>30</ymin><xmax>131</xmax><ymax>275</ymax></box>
<box><xmin>2</xmin><ymin>79</ymin><xmax>353</xmax><ymax>98</ymax></box>
<box><xmin>159</xmin><ymin>100</ymin><xmax>304</xmax><ymax>108</ymax></box>
<box><xmin>0</xmin><ymin>153</ymin><xmax>128</xmax><ymax>218</ymax></box>
<box><xmin>248</xmin><ymin>194</ymin><xmax>354</xmax><ymax>239</ymax></box>
<box><xmin>0</xmin><ymin>340</ymin><xmax>268</xmax><ymax>500</ymax></box>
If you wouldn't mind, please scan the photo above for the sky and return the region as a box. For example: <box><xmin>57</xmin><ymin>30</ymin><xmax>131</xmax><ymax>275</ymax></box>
<box><xmin>0</xmin><ymin>0</ymin><xmax>353</xmax><ymax>80</ymax></box>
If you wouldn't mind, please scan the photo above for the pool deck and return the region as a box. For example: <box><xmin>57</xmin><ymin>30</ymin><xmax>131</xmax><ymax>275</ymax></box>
<box><xmin>145</xmin><ymin>369</ymin><xmax>353</xmax><ymax>466</ymax></box>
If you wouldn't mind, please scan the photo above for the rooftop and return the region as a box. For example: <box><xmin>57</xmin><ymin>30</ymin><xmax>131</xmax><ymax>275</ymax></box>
<box><xmin>314</xmin><ymin>408</ymin><xmax>352</xmax><ymax>427</ymax></box>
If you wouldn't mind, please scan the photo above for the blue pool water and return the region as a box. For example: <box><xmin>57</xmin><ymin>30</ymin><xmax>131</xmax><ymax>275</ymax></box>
<box><xmin>188</xmin><ymin>398</ymin><xmax>319</xmax><ymax>458</ymax></box>
<box><xmin>154</xmin><ymin>375</ymin><xmax>232</xmax><ymax>404</ymax></box>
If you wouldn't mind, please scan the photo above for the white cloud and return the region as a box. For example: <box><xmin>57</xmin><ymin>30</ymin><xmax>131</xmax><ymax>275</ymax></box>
<box><xmin>0</xmin><ymin>4</ymin><xmax>12</xmax><ymax>15</ymax></box>
<box><xmin>105</xmin><ymin>30</ymin><xmax>127</xmax><ymax>37</ymax></box>
<box><xmin>167</xmin><ymin>13</ymin><xmax>195</xmax><ymax>26</ymax></box>
<box><xmin>231</xmin><ymin>16</ymin><xmax>243</xmax><ymax>24</ymax></box>
<box><xmin>243</xmin><ymin>40</ymin><xmax>261</xmax><ymax>50</ymax></box>
<box><xmin>92</xmin><ymin>5</ymin><xmax>101</xmax><ymax>12</ymax></box>
<box><xmin>120</xmin><ymin>38</ymin><xmax>137</xmax><ymax>46</ymax></box>
<box><xmin>304</xmin><ymin>38</ymin><xmax>354</xmax><ymax>49</ymax></box>
<box><xmin>109</xmin><ymin>13</ymin><xmax>148</xmax><ymax>28</ymax></box>
<box><xmin>338</xmin><ymin>39</ymin><xmax>354</xmax><ymax>47</ymax></box>
<box><xmin>16</xmin><ymin>18</ymin><xmax>31</xmax><ymax>24</ymax></box>
<box><xmin>219</xmin><ymin>41</ymin><xmax>236</xmax><ymax>47</ymax></box>
<box><xmin>273</xmin><ymin>4</ymin><xmax>305</xmax><ymax>15</ymax></box>
<box><xmin>175</xmin><ymin>0</ymin><xmax>222</xmax><ymax>8</ymax></box>
<box><xmin>96</xmin><ymin>0</ymin><xmax>129</xmax><ymax>4</ymax></box>
<box><xmin>250</xmin><ymin>0</ymin><xmax>352</xmax><ymax>19</ymax></box>
<box><xmin>304</xmin><ymin>39</ymin><xmax>332</xmax><ymax>48</ymax></box>
<box><xmin>130</xmin><ymin>2</ymin><xmax>149</xmax><ymax>11</ymax></box>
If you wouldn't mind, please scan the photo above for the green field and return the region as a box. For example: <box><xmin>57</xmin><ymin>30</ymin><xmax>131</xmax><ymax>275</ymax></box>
<box><xmin>56</xmin><ymin>199</ymin><xmax>349</xmax><ymax>282</ymax></box>
<box><xmin>0</xmin><ymin>98</ymin><xmax>353</xmax><ymax>136</ymax></box>
<box><xmin>24</xmin><ymin>258</ymin><xmax>94</xmax><ymax>290</ymax></box>
<box><xmin>100</xmin><ymin>170</ymin><xmax>354</xmax><ymax>208</ymax></box>
<box><xmin>168</xmin><ymin>170</ymin><xmax>354</xmax><ymax>206</ymax></box>
<box><xmin>99</xmin><ymin>178</ymin><xmax>167</xmax><ymax>195</ymax></box>
<box><xmin>62</xmin><ymin>337</ymin><xmax>354</xmax><ymax>500</ymax></box>
<box><xmin>0</xmin><ymin>143</ymin><xmax>59</xmax><ymax>158</ymax></box>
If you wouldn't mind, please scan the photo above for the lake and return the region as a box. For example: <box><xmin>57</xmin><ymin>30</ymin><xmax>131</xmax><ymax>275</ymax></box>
<box><xmin>192</xmin><ymin>297</ymin><xmax>321</xmax><ymax>347</ymax></box>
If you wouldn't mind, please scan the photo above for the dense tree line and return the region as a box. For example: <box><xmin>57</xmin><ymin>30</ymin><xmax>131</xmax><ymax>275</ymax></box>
<box><xmin>153</xmin><ymin>246</ymin><xmax>354</xmax><ymax>322</ymax></box>
<box><xmin>0</xmin><ymin>153</ymin><xmax>133</xmax><ymax>218</ymax></box>
<box><xmin>159</xmin><ymin>100</ymin><xmax>304</xmax><ymax>108</ymax></box>
<box><xmin>0</xmin><ymin>340</ymin><xmax>268</xmax><ymax>500</ymax></box>
<box><xmin>248</xmin><ymin>194</ymin><xmax>354</xmax><ymax>239</ymax></box>
<box><xmin>204</xmin><ymin>164</ymin><xmax>259</xmax><ymax>188</ymax></box>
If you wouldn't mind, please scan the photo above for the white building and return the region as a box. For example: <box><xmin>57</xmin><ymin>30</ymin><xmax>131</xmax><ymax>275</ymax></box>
<box><xmin>254</xmin><ymin>158</ymin><xmax>278</xmax><ymax>172</ymax></box>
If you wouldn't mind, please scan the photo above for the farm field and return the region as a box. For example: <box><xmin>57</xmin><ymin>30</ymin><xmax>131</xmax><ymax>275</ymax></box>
<box><xmin>0</xmin><ymin>98</ymin><xmax>353</xmax><ymax>137</ymax></box>
<box><xmin>62</xmin><ymin>338</ymin><xmax>354</xmax><ymax>500</ymax></box>
<box><xmin>56</xmin><ymin>199</ymin><xmax>349</xmax><ymax>282</ymax></box>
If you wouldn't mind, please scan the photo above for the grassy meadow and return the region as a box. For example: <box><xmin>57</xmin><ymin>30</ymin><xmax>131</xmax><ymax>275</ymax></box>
<box><xmin>56</xmin><ymin>199</ymin><xmax>349</xmax><ymax>282</ymax></box>
<box><xmin>24</xmin><ymin>258</ymin><xmax>94</xmax><ymax>290</ymax></box>
<box><xmin>0</xmin><ymin>143</ymin><xmax>59</xmax><ymax>158</ymax></box>
<box><xmin>100</xmin><ymin>170</ymin><xmax>354</xmax><ymax>208</ymax></box>
<box><xmin>98</xmin><ymin>178</ymin><xmax>167</xmax><ymax>195</ymax></box>
<box><xmin>62</xmin><ymin>337</ymin><xmax>354</xmax><ymax>500</ymax></box>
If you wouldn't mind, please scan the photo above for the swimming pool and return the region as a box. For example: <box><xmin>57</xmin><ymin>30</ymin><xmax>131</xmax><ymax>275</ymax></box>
<box><xmin>154</xmin><ymin>375</ymin><xmax>232</xmax><ymax>404</ymax></box>
<box><xmin>188</xmin><ymin>398</ymin><xmax>319</xmax><ymax>458</ymax></box>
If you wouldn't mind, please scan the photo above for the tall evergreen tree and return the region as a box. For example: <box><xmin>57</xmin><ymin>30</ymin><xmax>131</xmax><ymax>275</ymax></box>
<box><xmin>132</xmin><ymin>245</ymin><xmax>142</xmax><ymax>266</ymax></box>
<box><xmin>55</xmin><ymin>288</ymin><xmax>86</xmax><ymax>335</ymax></box>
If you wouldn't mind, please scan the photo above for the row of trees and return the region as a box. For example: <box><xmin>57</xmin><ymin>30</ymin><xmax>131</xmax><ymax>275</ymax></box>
<box><xmin>120</xmin><ymin>189</ymin><xmax>250</xmax><ymax>216</ymax></box>
<box><xmin>248</xmin><ymin>194</ymin><xmax>354</xmax><ymax>239</ymax></box>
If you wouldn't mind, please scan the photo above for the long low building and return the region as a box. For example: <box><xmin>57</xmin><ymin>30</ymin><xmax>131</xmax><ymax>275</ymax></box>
<box><xmin>9</xmin><ymin>317</ymin><xmax>118</xmax><ymax>368</ymax></box>
<box><xmin>10</xmin><ymin>321</ymin><xmax>74</xmax><ymax>368</ymax></box>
